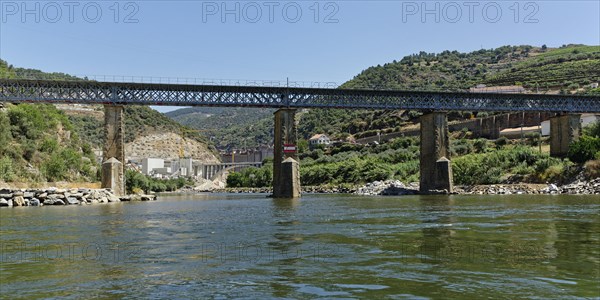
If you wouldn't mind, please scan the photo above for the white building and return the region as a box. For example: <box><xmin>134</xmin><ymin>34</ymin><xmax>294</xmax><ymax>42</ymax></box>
<box><xmin>541</xmin><ymin>114</ymin><xmax>600</xmax><ymax>136</ymax></box>
<box><xmin>142</xmin><ymin>158</ymin><xmax>164</xmax><ymax>175</ymax></box>
<box><xmin>309</xmin><ymin>134</ymin><xmax>331</xmax><ymax>147</ymax></box>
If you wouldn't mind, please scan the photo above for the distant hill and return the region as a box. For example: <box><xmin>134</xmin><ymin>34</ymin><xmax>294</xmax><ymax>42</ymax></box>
<box><xmin>165</xmin><ymin>44</ymin><xmax>600</xmax><ymax>149</ymax></box>
<box><xmin>165</xmin><ymin>107</ymin><xmax>275</xmax><ymax>150</ymax></box>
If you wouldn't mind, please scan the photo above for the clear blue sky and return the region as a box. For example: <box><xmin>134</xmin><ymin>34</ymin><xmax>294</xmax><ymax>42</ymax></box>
<box><xmin>1</xmin><ymin>0</ymin><xmax>599</xmax><ymax>112</ymax></box>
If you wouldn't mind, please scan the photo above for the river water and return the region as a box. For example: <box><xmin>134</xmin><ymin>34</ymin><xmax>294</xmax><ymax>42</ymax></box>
<box><xmin>0</xmin><ymin>193</ymin><xmax>599</xmax><ymax>299</ymax></box>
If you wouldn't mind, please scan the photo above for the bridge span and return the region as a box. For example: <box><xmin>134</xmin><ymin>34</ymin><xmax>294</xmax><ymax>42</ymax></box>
<box><xmin>1</xmin><ymin>79</ymin><xmax>599</xmax><ymax>197</ymax></box>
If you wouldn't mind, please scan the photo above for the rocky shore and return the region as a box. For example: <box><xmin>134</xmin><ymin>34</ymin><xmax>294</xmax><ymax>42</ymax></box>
<box><xmin>213</xmin><ymin>185</ymin><xmax>357</xmax><ymax>194</ymax></box>
<box><xmin>0</xmin><ymin>188</ymin><xmax>156</xmax><ymax>207</ymax></box>
<box><xmin>355</xmin><ymin>180</ymin><xmax>419</xmax><ymax>196</ymax></box>
<box><xmin>355</xmin><ymin>179</ymin><xmax>600</xmax><ymax>196</ymax></box>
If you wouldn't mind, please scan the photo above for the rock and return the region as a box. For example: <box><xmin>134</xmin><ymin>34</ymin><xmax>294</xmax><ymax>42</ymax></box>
<box><xmin>53</xmin><ymin>199</ymin><xmax>65</xmax><ymax>205</ymax></box>
<box><xmin>108</xmin><ymin>195</ymin><xmax>120</xmax><ymax>203</ymax></box>
<box><xmin>0</xmin><ymin>198</ymin><xmax>8</xmax><ymax>207</ymax></box>
<box><xmin>0</xmin><ymin>193</ymin><xmax>13</xmax><ymax>198</ymax></box>
<box><xmin>23</xmin><ymin>192</ymin><xmax>35</xmax><ymax>198</ymax></box>
<box><xmin>37</xmin><ymin>193</ymin><xmax>48</xmax><ymax>199</ymax></box>
<box><xmin>356</xmin><ymin>180</ymin><xmax>418</xmax><ymax>196</ymax></box>
<box><xmin>47</xmin><ymin>193</ymin><xmax>65</xmax><ymax>200</ymax></box>
<box><xmin>7</xmin><ymin>200</ymin><xmax>13</xmax><ymax>207</ymax></box>
<box><xmin>29</xmin><ymin>198</ymin><xmax>41</xmax><ymax>206</ymax></box>
<box><xmin>43</xmin><ymin>199</ymin><xmax>55</xmax><ymax>205</ymax></box>
<box><xmin>66</xmin><ymin>197</ymin><xmax>80</xmax><ymax>205</ymax></box>
<box><xmin>13</xmin><ymin>196</ymin><xmax>26</xmax><ymax>207</ymax></box>
<box><xmin>141</xmin><ymin>195</ymin><xmax>156</xmax><ymax>201</ymax></box>
<box><xmin>13</xmin><ymin>191</ymin><xmax>24</xmax><ymax>197</ymax></box>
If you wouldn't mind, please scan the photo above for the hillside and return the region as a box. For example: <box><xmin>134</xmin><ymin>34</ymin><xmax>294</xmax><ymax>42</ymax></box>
<box><xmin>0</xmin><ymin>60</ymin><xmax>220</xmax><ymax>184</ymax></box>
<box><xmin>166</xmin><ymin>107</ymin><xmax>275</xmax><ymax>149</ymax></box>
<box><xmin>166</xmin><ymin>44</ymin><xmax>600</xmax><ymax>148</ymax></box>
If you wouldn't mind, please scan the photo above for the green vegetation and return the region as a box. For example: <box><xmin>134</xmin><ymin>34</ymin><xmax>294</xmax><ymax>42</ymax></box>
<box><xmin>166</xmin><ymin>107</ymin><xmax>274</xmax><ymax>149</ymax></box>
<box><xmin>226</xmin><ymin>164</ymin><xmax>273</xmax><ymax>188</ymax></box>
<box><xmin>226</xmin><ymin>134</ymin><xmax>596</xmax><ymax>188</ymax></box>
<box><xmin>0</xmin><ymin>103</ymin><xmax>98</xmax><ymax>182</ymax></box>
<box><xmin>568</xmin><ymin>121</ymin><xmax>600</xmax><ymax>163</ymax></box>
<box><xmin>125</xmin><ymin>170</ymin><xmax>193</xmax><ymax>193</ymax></box>
<box><xmin>453</xmin><ymin>147</ymin><xmax>574</xmax><ymax>185</ymax></box>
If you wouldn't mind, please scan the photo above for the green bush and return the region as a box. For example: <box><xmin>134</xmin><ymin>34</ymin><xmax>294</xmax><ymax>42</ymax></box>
<box><xmin>39</xmin><ymin>138</ymin><xmax>59</xmax><ymax>153</ymax></box>
<box><xmin>0</xmin><ymin>157</ymin><xmax>15</xmax><ymax>182</ymax></box>
<box><xmin>453</xmin><ymin>147</ymin><xmax>562</xmax><ymax>185</ymax></box>
<box><xmin>473</xmin><ymin>138</ymin><xmax>488</xmax><ymax>153</ymax></box>
<box><xmin>495</xmin><ymin>137</ymin><xmax>508</xmax><ymax>149</ymax></box>
<box><xmin>125</xmin><ymin>170</ymin><xmax>192</xmax><ymax>193</ymax></box>
<box><xmin>525</xmin><ymin>132</ymin><xmax>541</xmax><ymax>146</ymax></box>
<box><xmin>583</xmin><ymin>121</ymin><xmax>600</xmax><ymax>138</ymax></box>
<box><xmin>568</xmin><ymin>136</ymin><xmax>600</xmax><ymax>163</ymax></box>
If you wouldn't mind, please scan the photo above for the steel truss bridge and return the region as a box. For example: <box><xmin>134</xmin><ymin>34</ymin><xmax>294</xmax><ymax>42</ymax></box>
<box><xmin>1</xmin><ymin>79</ymin><xmax>599</xmax><ymax>112</ymax></box>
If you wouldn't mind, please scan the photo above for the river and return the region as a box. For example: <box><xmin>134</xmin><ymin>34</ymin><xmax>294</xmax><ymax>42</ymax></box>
<box><xmin>1</xmin><ymin>193</ymin><xmax>599</xmax><ymax>299</ymax></box>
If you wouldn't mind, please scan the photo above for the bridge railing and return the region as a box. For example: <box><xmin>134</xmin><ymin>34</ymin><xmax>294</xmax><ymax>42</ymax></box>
<box><xmin>0</xmin><ymin>74</ymin><xmax>340</xmax><ymax>89</ymax></box>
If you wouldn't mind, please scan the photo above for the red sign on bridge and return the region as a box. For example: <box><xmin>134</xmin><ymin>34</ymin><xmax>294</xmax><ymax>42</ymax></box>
<box><xmin>283</xmin><ymin>144</ymin><xmax>296</xmax><ymax>153</ymax></box>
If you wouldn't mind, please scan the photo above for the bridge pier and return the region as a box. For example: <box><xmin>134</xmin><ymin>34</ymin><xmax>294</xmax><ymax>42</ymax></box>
<box><xmin>420</xmin><ymin>112</ymin><xmax>453</xmax><ymax>194</ymax></box>
<box><xmin>550</xmin><ymin>114</ymin><xmax>581</xmax><ymax>157</ymax></box>
<box><xmin>273</xmin><ymin>109</ymin><xmax>301</xmax><ymax>198</ymax></box>
<box><xmin>102</xmin><ymin>105</ymin><xmax>125</xmax><ymax>196</ymax></box>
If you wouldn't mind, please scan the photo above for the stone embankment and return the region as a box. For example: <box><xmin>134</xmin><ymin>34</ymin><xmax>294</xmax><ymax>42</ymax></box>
<box><xmin>355</xmin><ymin>180</ymin><xmax>419</xmax><ymax>196</ymax></box>
<box><xmin>213</xmin><ymin>186</ymin><xmax>357</xmax><ymax>194</ymax></box>
<box><xmin>355</xmin><ymin>179</ymin><xmax>600</xmax><ymax>196</ymax></box>
<box><xmin>0</xmin><ymin>188</ymin><xmax>156</xmax><ymax>207</ymax></box>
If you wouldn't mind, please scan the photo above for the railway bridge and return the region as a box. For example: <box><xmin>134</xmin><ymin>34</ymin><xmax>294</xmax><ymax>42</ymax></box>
<box><xmin>1</xmin><ymin>79</ymin><xmax>599</xmax><ymax>197</ymax></box>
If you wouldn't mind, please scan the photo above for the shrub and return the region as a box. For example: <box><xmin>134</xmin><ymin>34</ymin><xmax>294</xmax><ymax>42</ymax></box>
<box><xmin>0</xmin><ymin>157</ymin><xmax>15</xmax><ymax>182</ymax></box>
<box><xmin>125</xmin><ymin>169</ymin><xmax>192</xmax><ymax>193</ymax></box>
<box><xmin>568</xmin><ymin>136</ymin><xmax>600</xmax><ymax>163</ymax></box>
<box><xmin>495</xmin><ymin>137</ymin><xmax>508</xmax><ymax>149</ymax></box>
<box><xmin>227</xmin><ymin>172</ymin><xmax>244</xmax><ymax>188</ymax></box>
<box><xmin>584</xmin><ymin>160</ymin><xmax>600</xmax><ymax>179</ymax></box>
<box><xmin>39</xmin><ymin>138</ymin><xmax>59</xmax><ymax>153</ymax></box>
<box><xmin>583</xmin><ymin>121</ymin><xmax>600</xmax><ymax>138</ymax></box>
<box><xmin>525</xmin><ymin>132</ymin><xmax>541</xmax><ymax>146</ymax></box>
<box><xmin>473</xmin><ymin>138</ymin><xmax>488</xmax><ymax>153</ymax></box>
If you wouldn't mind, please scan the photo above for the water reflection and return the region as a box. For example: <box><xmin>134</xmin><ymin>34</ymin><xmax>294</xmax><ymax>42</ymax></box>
<box><xmin>419</xmin><ymin>197</ymin><xmax>456</xmax><ymax>265</ymax></box>
<box><xmin>269</xmin><ymin>198</ymin><xmax>302</xmax><ymax>298</ymax></box>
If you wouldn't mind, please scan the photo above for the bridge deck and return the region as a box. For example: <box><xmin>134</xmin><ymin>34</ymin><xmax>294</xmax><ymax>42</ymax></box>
<box><xmin>1</xmin><ymin>79</ymin><xmax>599</xmax><ymax>112</ymax></box>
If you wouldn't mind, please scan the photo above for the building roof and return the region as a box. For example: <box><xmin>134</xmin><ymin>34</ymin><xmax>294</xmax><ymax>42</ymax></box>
<box><xmin>309</xmin><ymin>134</ymin><xmax>329</xmax><ymax>140</ymax></box>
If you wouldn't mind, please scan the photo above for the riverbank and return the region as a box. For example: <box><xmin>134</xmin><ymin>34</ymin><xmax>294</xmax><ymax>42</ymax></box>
<box><xmin>211</xmin><ymin>178</ymin><xmax>600</xmax><ymax>196</ymax></box>
<box><xmin>0</xmin><ymin>188</ymin><xmax>156</xmax><ymax>207</ymax></box>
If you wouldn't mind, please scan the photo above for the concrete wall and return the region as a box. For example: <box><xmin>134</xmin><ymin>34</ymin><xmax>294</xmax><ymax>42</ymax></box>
<box><xmin>142</xmin><ymin>158</ymin><xmax>164</xmax><ymax>175</ymax></box>
<box><xmin>550</xmin><ymin>114</ymin><xmax>581</xmax><ymax>157</ymax></box>
<box><xmin>420</xmin><ymin>112</ymin><xmax>452</xmax><ymax>193</ymax></box>
<box><xmin>102</xmin><ymin>105</ymin><xmax>125</xmax><ymax>196</ymax></box>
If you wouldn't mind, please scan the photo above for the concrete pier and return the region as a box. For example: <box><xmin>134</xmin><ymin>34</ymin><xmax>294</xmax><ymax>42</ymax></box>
<box><xmin>550</xmin><ymin>114</ymin><xmax>581</xmax><ymax>157</ymax></box>
<box><xmin>102</xmin><ymin>105</ymin><xmax>125</xmax><ymax>196</ymax></box>
<box><xmin>273</xmin><ymin>109</ymin><xmax>301</xmax><ymax>198</ymax></box>
<box><xmin>420</xmin><ymin>112</ymin><xmax>453</xmax><ymax>193</ymax></box>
